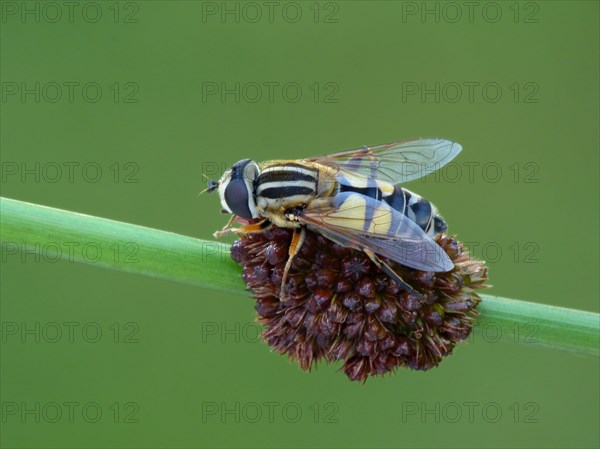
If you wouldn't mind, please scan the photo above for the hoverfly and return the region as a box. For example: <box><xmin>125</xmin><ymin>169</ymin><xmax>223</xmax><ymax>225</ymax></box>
<box><xmin>206</xmin><ymin>138</ymin><xmax>462</xmax><ymax>298</ymax></box>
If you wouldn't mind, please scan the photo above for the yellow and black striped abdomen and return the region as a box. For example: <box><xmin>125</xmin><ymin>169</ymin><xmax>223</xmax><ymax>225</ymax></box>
<box><xmin>338</xmin><ymin>184</ymin><xmax>447</xmax><ymax>237</ymax></box>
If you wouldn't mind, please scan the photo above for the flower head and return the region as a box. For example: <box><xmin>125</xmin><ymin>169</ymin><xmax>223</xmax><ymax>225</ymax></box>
<box><xmin>231</xmin><ymin>226</ymin><xmax>488</xmax><ymax>381</ymax></box>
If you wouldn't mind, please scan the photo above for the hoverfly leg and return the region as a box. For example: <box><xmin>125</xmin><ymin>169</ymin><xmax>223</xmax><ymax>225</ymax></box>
<box><xmin>279</xmin><ymin>227</ymin><xmax>306</xmax><ymax>302</ymax></box>
<box><xmin>213</xmin><ymin>215</ymin><xmax>237</xmax><ymax>238</ymax></box>
<box><xmin>213</xmin><ymin>218</ymin><xmax>270</xmax><ymax>239</ymax></box>
<box><xmin>362</xmin><ymin>248</ymin><xmax>421</xmax><ymax>297</ymax></box>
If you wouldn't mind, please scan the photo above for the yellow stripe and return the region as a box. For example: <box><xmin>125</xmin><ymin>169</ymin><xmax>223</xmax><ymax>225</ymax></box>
<box><xmin>324</xmin><ymin>194</ymin><xmax>396</xmax><ymax>237</ymax></box>
<box><xmin>368</xmin><ymin>203</ymin><xmax>393</xmax><ymax>235</ymax></box>
<box><xmin>339</xmin><ymin>172</ymin><xmax>394</xmax><ymax>193</ymax></box>
<box><xmin>327</xmin><ymin>195</ymin><xmax>367</xmax><ymax>232</ymax></box>
<box><xmin>380</xmin><ymin>184</ymin><xmax>395</xmax><ymax>197</ymax></box>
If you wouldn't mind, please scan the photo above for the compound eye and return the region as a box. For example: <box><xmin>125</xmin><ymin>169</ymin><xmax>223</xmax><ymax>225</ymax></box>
<box><xmin>224</xmin><ymin>179</ymin><xmax>253</xmax><ymax>218</ymax></box>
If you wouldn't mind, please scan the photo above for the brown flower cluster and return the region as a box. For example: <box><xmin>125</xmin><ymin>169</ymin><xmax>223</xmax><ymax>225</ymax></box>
<box><xmin>231</xmin><ymin>226</ymin><xmax>488</xmax><ymax>381</ymax></box>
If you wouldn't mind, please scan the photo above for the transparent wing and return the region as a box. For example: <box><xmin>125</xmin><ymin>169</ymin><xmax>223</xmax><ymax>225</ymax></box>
<box><xmin>303</xmin><ymin>138</ymin><xmax>461</xmax><ymax>185</ymax></box>
<box><xmin>299</xmin><ymin>192</ymin><xmax>453</xmax><ymax>272</ymax></box>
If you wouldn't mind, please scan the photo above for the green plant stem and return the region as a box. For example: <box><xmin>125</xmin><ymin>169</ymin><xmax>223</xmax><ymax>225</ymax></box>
<box><xmin>0</xmin><ymin>196</ymin><xmax>244</xmax><ymax>293</ymax></box>
<box><xmin>1</xmin><ymin>196</ymin><xmax>599</xmax><ymax>357</ymax></box>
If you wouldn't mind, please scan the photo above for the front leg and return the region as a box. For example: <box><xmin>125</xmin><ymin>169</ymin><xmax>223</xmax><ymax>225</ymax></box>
<box><xmin>212</xmin><ymin>214</ymin><xmax>237</xmax><ymax>238</ymax></box>
<box><xmin>213</xmin><ymin>217</ymin><xmax>270</xmax><ymax>239</ymax></box>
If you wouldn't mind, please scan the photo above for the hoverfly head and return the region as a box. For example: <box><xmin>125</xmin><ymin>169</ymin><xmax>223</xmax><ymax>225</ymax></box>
<box><xmin>217</xmin><ymin>159</ymin><xmax>260</xmax><ymax>219</ymax></box>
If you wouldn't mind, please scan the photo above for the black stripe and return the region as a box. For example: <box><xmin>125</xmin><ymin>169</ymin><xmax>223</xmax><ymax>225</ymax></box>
<box><xmin>383</xmin><ymin>186</ymin><xmax>406</xmax><ymax>214</ymax></box>
<box><xmin>337</xmin><ymin>184</ymin><xmax>382</xmax><ymax>232</ymax></box>
<box><xmin>364</xmin><ymin>161</ymin><xmax>378</xmax><ymax>231</ymax></box>
<box><xmin>260</xmin><ymin>186</ymin><xmax>315</xmax><ymax>199</ymax></box>
<box><xmin>433</xmin><ymin>216</ymin><xmax>447</xmax><ymax>234</ymax></box>
<box><xmin>257</xmin><ymin>170</ymin><xmax>316</xmax><ymax>185</ymax></box>
<box><xmin>409</xmin><ymin>198</ymin><xmax>432</xmax><ymax>231</ymax></box>
<box><xmin>339</xmin><ymin>184</ymin><xmax>382</xmax><ymax>201</ymax></box>
<box><xmin>384</xmin><ymin>187</ymin><xmax>407</xmax><ymax>235</ymax></box>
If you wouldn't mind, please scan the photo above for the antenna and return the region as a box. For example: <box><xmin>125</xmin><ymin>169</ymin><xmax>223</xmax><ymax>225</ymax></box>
<box><xmin>199</xmin><ymin>174</ymin><xmax>219</xmax><ymax>195</ymax></box>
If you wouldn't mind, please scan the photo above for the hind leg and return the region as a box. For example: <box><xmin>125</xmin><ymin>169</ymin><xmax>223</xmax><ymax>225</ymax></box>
<box><xmin>363</xmin><ymin>248</ymin><xmax>421</xmax><ymax>296</ymax></box>
<box><xmin>279</xmin><ymin>228</ymin><xmax>306</xmax><ymax>301</ymax></box>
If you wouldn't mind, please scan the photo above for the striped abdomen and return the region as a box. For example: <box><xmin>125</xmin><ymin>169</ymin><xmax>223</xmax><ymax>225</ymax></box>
<box><xmin>339</xmin><ymin>184</ymin><xmax>447</xmax><ymax>237</ymax></box>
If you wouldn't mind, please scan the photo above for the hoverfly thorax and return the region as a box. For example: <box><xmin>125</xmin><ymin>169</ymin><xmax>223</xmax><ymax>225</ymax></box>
<box><xmin>217</xmin><ymin>159</ymin><xmax>260</xmax><ymax>219</ymax></box>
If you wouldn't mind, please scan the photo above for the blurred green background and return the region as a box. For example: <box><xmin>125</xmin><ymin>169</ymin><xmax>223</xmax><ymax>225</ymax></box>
<box><xmin>1</xmin><ymin>1</ymin><xmax>598</xmax><ymax>448</ymax></box>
